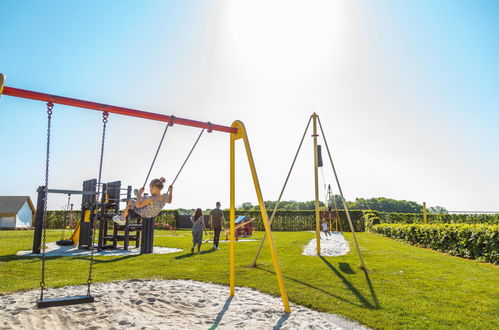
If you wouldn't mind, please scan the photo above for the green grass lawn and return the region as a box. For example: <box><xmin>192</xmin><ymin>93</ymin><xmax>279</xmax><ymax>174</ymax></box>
<box><xmin>0</xmin><ymin>229</ymin><xmax>498</xmax><ymax>329</ymax></box>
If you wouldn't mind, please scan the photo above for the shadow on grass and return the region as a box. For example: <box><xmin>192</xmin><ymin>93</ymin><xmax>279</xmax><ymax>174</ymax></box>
<box><xmin>362</xmin><ymin>267</ymin><xmax>380</xmax><ymax>309</ymax></box>
<box><xmin>339</xmin><ymin>262</ymin><xmax>355</xmax><ymax>274</ymax></box>
<box><xmin>255</xmin><ymin>266</ymin><xmax>361</xmax><ymax>308</ymax></box>
<box><xmin>0</xmin><ymin>255</ymin><xmax>40</xmax><ymax>263</ymax></box>
<box><xmin>0</xmin><ymin>252</ymin><xmax>140</xmax><ymax>264</ymax></box>
<box><xmin>208</xmin><ymin>296</ymin><xmax>233</xmax><ymax>330</ymax></box>
<box><xmin>175</xmin><ymin>249</ymin><xmax>216</xmax><ymax>260</ymax></box>
<box><xmin>72</xmin><ymin>255</ymin><xmax>137</xmax><ymax>263</ymax></box>
<box><xmin>320</xmin><ymin>257</ymin><xmax>380</xmax><ymax>310</ymax></box>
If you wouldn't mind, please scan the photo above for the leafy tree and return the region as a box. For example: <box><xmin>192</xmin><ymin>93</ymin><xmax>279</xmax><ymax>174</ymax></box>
<box><xmin>240</xmin><ymin>202</ymin><xmax>254</xmax><ymax>210</ymax></box>
<box><xmin>428</xmin><ymin>206</ymin><xmax>449</xmax><ymax>214</ymax></box>
<box><xmin>237</xmin><ymin>197</ymin><xmax>435</xmax><ymax>214</ymax></box>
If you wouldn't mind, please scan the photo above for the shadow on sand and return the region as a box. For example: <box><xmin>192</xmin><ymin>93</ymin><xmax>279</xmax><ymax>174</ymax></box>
<box><xmin>208</xmin><ymin>296</ymin><xmax>233</xmax><ymax>330</ymax></box>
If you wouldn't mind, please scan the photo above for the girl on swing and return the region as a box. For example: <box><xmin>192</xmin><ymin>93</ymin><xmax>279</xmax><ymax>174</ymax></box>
<box><xmin>113</xmin><ymin>178</ymin><xmax>173</xmax><ymax>225</ymax></box>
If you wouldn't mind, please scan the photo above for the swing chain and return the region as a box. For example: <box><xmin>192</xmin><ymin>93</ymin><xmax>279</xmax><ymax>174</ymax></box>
<box><xmin>87</xmin><ymin>111</ymin><xmax>108</xmax><ymax>296</ymax></box>
<box><xmin>143</xmin><ymin>123</ymin><xmax>169</xmax><ymax>188</ymax></box>
<box><xmin>40</xmin><ymin>102</ymin><xmax>54</xmax><ymax>301</ymax></box>
<box><xmin>170</xmin><ymin>128</ymin><xmax>204</xmax><ymax>186</ymax></box>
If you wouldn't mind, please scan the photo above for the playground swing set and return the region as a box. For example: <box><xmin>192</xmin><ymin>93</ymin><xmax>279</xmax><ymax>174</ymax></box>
<box><xmin>0</xmin><ymin>73</ymin><xmax>291</xmax><ymax>312</ymax></box>
<box><xmin>251</xmin><ymin>113</ymin><xmax>365</xmax><ymax>270</ymax></box>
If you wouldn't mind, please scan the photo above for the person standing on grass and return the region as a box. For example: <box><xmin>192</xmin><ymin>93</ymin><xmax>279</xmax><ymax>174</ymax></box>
<box><xmin>209</xmin><ymin>202</ymin><xmax>226</xmax><ymax>250</ymax></box>
<box><xmin>321</xmin><ymin>219</ymin><xmax>332</xmax><ymax>238</ymax></box>
<box><xmin>191</xmin><ymin>208</ymin><xmax>207</xmax><ymax>253</ymax></box>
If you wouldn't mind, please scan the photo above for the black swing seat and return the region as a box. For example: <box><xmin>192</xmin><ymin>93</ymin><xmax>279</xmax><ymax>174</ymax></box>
<box><xmin>37</xmin><ymin>295</ymin><xmax>95</xmax><ymax>308</ymax></box>
<box><xmin>55</xmin><ymin>239</ymin><xmax>74</xmax><ymax>246</ymax></box>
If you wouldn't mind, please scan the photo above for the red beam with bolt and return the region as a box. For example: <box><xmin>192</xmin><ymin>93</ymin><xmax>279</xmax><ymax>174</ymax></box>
<box><xmin>1</xmin><ymin>85</ymin><xmax>237</xmax><ymax>134</ymax></box>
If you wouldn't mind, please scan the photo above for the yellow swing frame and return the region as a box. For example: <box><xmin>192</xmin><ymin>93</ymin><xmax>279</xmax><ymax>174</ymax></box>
<box><xmin>229</xmin><ymin>121</ymin><xmax>290</xmax><ymax>313</ymax></box>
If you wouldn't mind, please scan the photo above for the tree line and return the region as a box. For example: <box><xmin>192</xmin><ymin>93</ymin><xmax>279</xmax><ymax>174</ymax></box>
<box><xmin>238</xmin><ymin>196</ymin><xmax>448</xmax><ymax>214</ymax></box>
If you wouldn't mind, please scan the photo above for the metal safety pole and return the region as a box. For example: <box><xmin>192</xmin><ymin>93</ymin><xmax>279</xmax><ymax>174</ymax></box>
<box><xmin>312</xmin><ymin>113</ymin><xmax>321</xmax><ymax>255</ymax></box>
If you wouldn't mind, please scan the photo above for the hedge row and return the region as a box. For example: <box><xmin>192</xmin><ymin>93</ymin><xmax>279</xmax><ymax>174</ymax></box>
<box><xmin>220</xmin><ymin>210</ymin><xmax>366</xmax><ymax>232</ymax></box>
<box><xmin>43</xmin><ymin>211</ymin><xmax>82</xmax><ymax>229</ymax></box>
<box><xmin>375</xmin><ymin>212</ymin><xmax>499</xmax><ymax>225</ymax></box>
<box><xmin>41</xmin><ymin>209</ymin><xmax>366</xmax><ymax>231</ymax></box>
<box><xmin>371</xmin><ymin>223</ymin><xmax>499</xmax><ymax>264</ymax></box>
<box><xmin>40</xmin><ymin>210</ymin><xmax>499</xmax><ymax>232</ymax></box>
<box><xmin>41</xmin><ymin>210</ymin><xmax>179</xmax><ymax>229</ymax></box>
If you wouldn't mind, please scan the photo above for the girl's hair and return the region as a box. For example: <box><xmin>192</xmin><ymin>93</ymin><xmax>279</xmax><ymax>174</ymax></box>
<box><xmin>194</xmin><ymin>208</ymin><xmax>203</xmax><ymax>220</ymax></box>
<box><xmin>150</xmin><ymin>177</ymin><xmax>166</xmax><ymax>190</ymax></box>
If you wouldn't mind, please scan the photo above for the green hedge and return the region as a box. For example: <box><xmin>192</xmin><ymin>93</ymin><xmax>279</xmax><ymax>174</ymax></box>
<box><xmin>222</xmin><ymin>210</ymin><xmax>367</xmax><ymax>232</ymax></box>
<box><xmin>39</xmin><ymin>209</ymin><xmax>499</xmax><ymax>232</ymax></box>
<box><xmin>375</xmin><ymin>212</ymin><xmax>499</xmax><ymax>225</ymax></box>
<box><xmin>154</xmin><ymin>210</ymin><xmax>179</xmax><ymax>227</ymax></box>
<box><xmin>371</xmin><ymin>223</ymin><xmax>499</xmax><ymax>264</ymax></box>
<box><xmin>42</xmin><ymin>210</ymin><xmax>178</xmax><ymax>229</ymax></box>
<box><xmin>43</xmin><ymin>211</ymin><xmax>81</xmax><ymax>229</ymax></box>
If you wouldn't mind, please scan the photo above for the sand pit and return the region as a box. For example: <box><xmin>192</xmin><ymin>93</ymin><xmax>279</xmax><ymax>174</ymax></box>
<box><xmin>16</xmin><ymin>242</ymin><xmax>182</xmax><ymax>257</ymax></box>
<box><xmin>0</xmin><ymin>280</ymin><xmax>367</xmax><ymax>329</ymax></box>
<box><xmin>303</xmin><ymin>232</ymin><xmax>350</xmax><ymax>256</ymax></box>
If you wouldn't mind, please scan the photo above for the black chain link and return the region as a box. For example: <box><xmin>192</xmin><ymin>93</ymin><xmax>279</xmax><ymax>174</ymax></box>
<box><xmin>87</xmin><ymin>111</ymin><xmax>108</xmax><ymax>296</ymax></box>
<box><xmin>39</xmin><ymin>102</ymin><xmax>54</xmax><ymax>301</ymax></box>
<box><xmin>143</xmin><ymin>123</ymin><xmax>169</xmax><ymax>188</ymax></box>
<box><xmin>170</xmin><ymin>128</ymin><xmax>204</xmax><ymax>186</ymax></box>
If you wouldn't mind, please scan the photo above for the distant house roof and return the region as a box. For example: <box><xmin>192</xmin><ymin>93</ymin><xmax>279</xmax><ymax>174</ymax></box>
<box><xmin>0</xmin><ymin>196</ymin><xmax>35</xmax><ymax>217</ymax></box>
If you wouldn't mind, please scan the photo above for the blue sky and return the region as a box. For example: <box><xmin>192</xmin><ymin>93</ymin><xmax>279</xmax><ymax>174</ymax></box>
<box><xmin>0</xmin><ymin>0</ymin><xmax>497</xmax><ymax>211</ymax></box>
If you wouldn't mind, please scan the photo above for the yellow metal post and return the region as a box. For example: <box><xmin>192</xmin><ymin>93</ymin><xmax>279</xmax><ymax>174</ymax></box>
<box><xmin>229</xmin><ymin>130</ymin><xmax>236</xmax><ymax>296</ymax></box>
<box><xmin>231</xmin><ymin>120</ymin><xmax>291</xmax><ymax>313</ymax></box>
<box><xmin>423</xmin><ymin>202</ymin><xmax>427</xmax><ymax>224</ymax></box>
<box><xmin>312</xmin><ymin>114</ymin><xmax>321</xmax><ymax>255</ymax></box>
<box><xmin>0</xmin><ymin>73</ymin><xmax>5</xmax><ymax>96</ymax></box>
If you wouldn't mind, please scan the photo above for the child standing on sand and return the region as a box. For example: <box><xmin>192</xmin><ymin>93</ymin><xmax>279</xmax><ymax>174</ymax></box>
<box><xmin>113</xmin><ymin>177</ymin><xmax>173</xmax><ymax>225</ymax></box>
<box><xmin>321</xmin><ymin>219</ymin><xmax>332</xmax><ymax>238</ymax></box>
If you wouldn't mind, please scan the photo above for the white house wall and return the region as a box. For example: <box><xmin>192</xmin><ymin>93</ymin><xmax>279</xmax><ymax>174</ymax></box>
<box><xmin>16</xmin><ymin>202</ymin><xmax>33</xmax><ymax>228</ymax></box>
<box><xmin>0</xmin><ymin>217</ymin><xmax>15</xmax><ymax>228</ymax></box>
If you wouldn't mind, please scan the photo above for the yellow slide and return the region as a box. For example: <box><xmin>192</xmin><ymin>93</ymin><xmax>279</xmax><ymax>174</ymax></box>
<box><xmin>69</xmin><ymin>209</ymin><xmax>91</xmax><ymax>245</ymax></box>
<box><xmin>69</xmin><ymin>220</ymin><xmax>81</xmax><ymax>245</ymax></box>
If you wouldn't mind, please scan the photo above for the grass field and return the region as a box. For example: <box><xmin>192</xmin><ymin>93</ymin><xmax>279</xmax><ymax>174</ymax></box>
<box><xmin>1</xmin><ymin>229</ymin><xmax>498</xmax><ymax>329</ymax></box>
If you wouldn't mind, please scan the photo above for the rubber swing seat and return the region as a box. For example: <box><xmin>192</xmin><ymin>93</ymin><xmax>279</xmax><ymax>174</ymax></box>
<box><xmin>37</xmin><ymin>295</ymin><xmax>95</xmax><ymax>308</ymax></box>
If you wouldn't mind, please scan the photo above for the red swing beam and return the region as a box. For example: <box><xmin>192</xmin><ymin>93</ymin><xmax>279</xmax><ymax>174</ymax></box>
<box><xmin>1</xmin><ymin>86</ymin><xmax>237</xmax><ymax>134</ymax></box>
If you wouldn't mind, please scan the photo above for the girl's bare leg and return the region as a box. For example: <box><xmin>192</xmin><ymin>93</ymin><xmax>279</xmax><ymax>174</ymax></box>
<box><xmin>122</xmin><ymin>201</ymin><xmax>133</xmax><ymax>218</ymax></box>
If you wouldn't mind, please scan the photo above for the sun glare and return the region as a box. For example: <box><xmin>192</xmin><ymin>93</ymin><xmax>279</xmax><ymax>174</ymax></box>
<box><xmin>222</xmin><ymin>0</ymin><xmax>349</xmax><ymax>82</ymax></box>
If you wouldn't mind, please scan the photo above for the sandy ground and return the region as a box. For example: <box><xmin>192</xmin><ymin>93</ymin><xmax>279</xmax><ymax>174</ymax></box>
<box><xmin>302</xmin><ymin>232</ymin><xmax>350</xmax><ymax>256</ymax></box>
<box><xmin>0</xmin><ymin>280</ymin><xmax>367</xmax><ymax>330</ymax></box>
<box><xmin>16</xmin><ymin>242</ymin><xmax>182</xmax><ymax>257</ymax></box>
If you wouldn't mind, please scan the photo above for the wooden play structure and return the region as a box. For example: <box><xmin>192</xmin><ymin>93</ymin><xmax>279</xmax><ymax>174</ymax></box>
<box><xmin>32</xmin><ymin>179</ymin><xmax>152</xmax><ymax>255</ymax></box>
